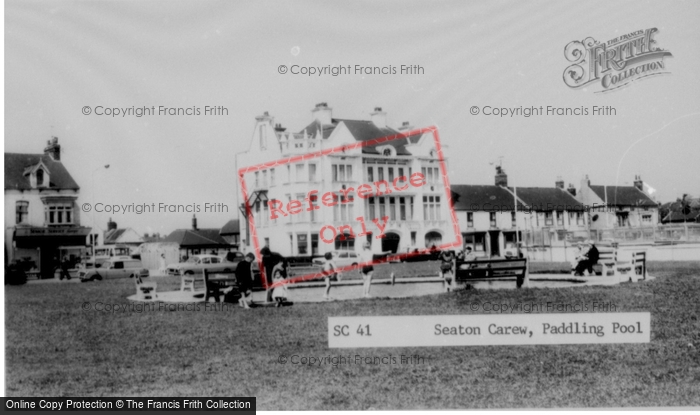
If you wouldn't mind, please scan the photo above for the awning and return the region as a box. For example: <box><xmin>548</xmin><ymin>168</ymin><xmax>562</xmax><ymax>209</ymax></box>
<box><xmin>14</xmin><ymin>226</ymin><xmax>92</xmax><ymax>249</ymax></box>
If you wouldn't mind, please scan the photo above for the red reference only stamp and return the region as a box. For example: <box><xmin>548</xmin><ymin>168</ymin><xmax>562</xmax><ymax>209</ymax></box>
<box><xmin>238</xmin><ymin>125</ymin><xmax>461</xmax><ymax>289</ymax></box>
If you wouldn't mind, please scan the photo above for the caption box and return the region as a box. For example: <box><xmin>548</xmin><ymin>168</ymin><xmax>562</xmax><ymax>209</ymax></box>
<box><xmin>329</xmin><ymin>313</ymin><xmax>650</xmax><ymax>348</ymax></box>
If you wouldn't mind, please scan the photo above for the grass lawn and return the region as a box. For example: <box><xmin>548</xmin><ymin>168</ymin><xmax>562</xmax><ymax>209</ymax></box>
<box><xmin>5</xmin><ymin>261</ymin><xmax>700</xmax><ymax>409</ymax></box>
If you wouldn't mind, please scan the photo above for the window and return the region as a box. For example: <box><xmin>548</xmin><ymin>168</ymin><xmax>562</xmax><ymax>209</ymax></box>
<box><xmin>16</xmin><ymin>201</ymin><xmax>28</xmax><ymax>224</ymax></box>
<box><xmin>556</xmin><ymin>211</ymin><xmax>564</xmax><ymax>226</ymax></box>
<box><xmin>333</xmin><ymin>194</ymin><xmax>354</xmax><ymax>222</ymax></box>
<box><xmin>378</xmin><ymin>167</ymin><xmax>384</xmax><ymax>181</ymax></box>
<box><xmin>489</xmin><ymin>212</ymin><xmax>496</xmax><ymax>227</ymax></box>
<box><xmin>467</xmin><ymin>212</ymin><xmax>474</xmax><ymax>227</ymax></box>
<box><xmin>379</xmin><ymin>197</ymin><xmax>386</xmax><ymax>219</ymax></box>
<box><xmin>421</xmin><ymin>167</ymin><xmax>440</xmax><ymax>184</ymax></box>
<box><xmin>642</xmin><ymin>214</ymin><xmax>652</xmax><ymax>223</ymax></box>
<box><xmin>297</xmin><ymin>234</ymin><xmax>308</xmax><ymax>255</ymax></box>
<box><xmin>388</xmin><ymin>167</ymin><xmax>395</xmax><ymax>182</ymax></box>
<box><xmin>576</xmin><ymin>212</ymin><xmax>584</xmax><ymax>225</ymax></box>
<box><xmin>45</xmin><ymin>203</ymin><xmax>74</xmax><ymax>225</ymax></box>
<box><xmin>335</xmin><ymin>233</ymin><xmax>355</xmax><ymax>250</ymax></box>
<box><xmin>296</xmin><ymin>193</ymin><xmax>306</xmax><ymax>222</ymax></box>
<box><xmin>367</xmin><ymin>166</ymin><xmax>374</xmax><ymax>182</ymax></box>
<box><xmin>383</xmin><ymin>148</ymin><xmax>392</xmax><ymax>156</ymax></box>
<box><xmin>311</xmin><ymin>233</ymin><xmax>319</xmax><ymax>255</ymax></box>
<box><xmin>474</xmin><ymin>233</ymin><xmax>485</xmax><ymax>252</ymax></box>
<box><xmin>113</xmin><ymin>262</ymin><xmax>124</xmax><ymax>269</ymax></box>
<box><xmin>308</xmin><ymin>164</ymin><xmax>317</xmax><ymax>182</ymax></box>
<box><xmin>308</xmin><ymin>193</ymin><xmax>318</xmax><ymax>222</ymax></box>
<box><xmin>262</xmin><ymin>170</ymin><xmax>268</xmax><ymax>187</ymax></box>
<box><xmin>368</xmin><ymin>197</ymin><xmax>376</xmax><ymax>221</ymax></box>
<box><xmin>295</xmin><ymin>164</ymin><xmax>304</xmax><ymax>182</ymax></box>
<box><xmin>544</xmin><ymin>212</ymin><xmax>553</xmax><ymax>226</ymax></box>
<box><xmin>286</xmin><ymin>165</ymin><xmax>291</xmax><ymax>184</ymax></box>
<box><xmin>616</xmin><ymin>212</ymin><xmax>630</xmax><ymax>227</ymax></box>
<box><xmin>511</xmin><ymin>212</ymin><xmax>517</xmax><ymax>227</ymax></box>
<box><xmin>254</xmin><ymin>172</ymin><xmax>259</xmax><ymax>188</ymax></box>
<box><xmin>333</xmin><ymin>164</ymin><xmax>353</xmax><ymax>182</ymax></box>
<box><xmin>423</xmin><ymin>196</ymin><xmax>441</xmax><ymax>221</ymax></box>
<box><xmin>270</xmin><ymin>168</ymin><xmax>276</xmax><ymax>186</ymax></box>
<box><xmin>36</xmin><ymin>169</ymin><xmax>44</xmax><ymax>186</ymax></box>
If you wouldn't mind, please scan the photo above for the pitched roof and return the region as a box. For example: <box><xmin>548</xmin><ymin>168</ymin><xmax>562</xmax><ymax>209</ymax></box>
<box><xmin>589</xmin><ymin>185</ymin><xmax>657</xmax><ymax>207</ymax></box>
<box><xmin>5</xmin><ymin>153</ymin><xmax>80</xmax><ymax>190</ymax></box>
<box><xmin>104</xmin><ymin>229</ymin><xmax>127</xmax><ymax>244</ymax></box>
<box><xmin>450</xmin><ymin>185</ymin><xmax>526</xmax><ymax>211</ymax></box>
<box><xmin>220</xmin><ymin>219</ymin><xmax>240</xmax><ymax>235</ymax></box>
<box><xmin>508</xmin><ymin>187</ymin><xmax>585</xmax><ymax>211</ymax></box>
<box><xmin>663</xmin><ymin>210</ymin><xmax>700</xmax><ymax>223</ymax></box>
<box><xmin>299</xmin><ymin>119</ymin><xmax>414</xmax><ymax>155</ymax></box>
<box><xmin>163</xmin><ymin>228</ymin><xmax>231</xmax><ymax>247</ymax></box>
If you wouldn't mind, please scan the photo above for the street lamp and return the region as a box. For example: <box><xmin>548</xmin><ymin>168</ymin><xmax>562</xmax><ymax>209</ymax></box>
<box><xmin>90</xmin><ymin>164</ymin><xmax>110</xmax><ymax>255</ymax></box>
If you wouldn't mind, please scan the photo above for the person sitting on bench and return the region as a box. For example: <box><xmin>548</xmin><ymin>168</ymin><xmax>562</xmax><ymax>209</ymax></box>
<box><xmin>574</xmin><ymin>240</ymin><xmax>599</xmax><ymax>276</ymax></box>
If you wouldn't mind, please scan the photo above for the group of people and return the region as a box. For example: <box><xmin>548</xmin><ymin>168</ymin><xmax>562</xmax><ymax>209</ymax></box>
<box><xmin>571</xmin><ymin>240</ymin><xmax>600</xmax><ymax>276</ymax></box>
<box><xmin>437</xmin><ymin>246</ymin><xmax>476</xmax><ymax>292</ymax></box>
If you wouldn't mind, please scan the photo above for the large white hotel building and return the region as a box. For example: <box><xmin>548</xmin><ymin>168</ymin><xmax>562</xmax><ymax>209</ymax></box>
<box><xmin>235</xmin><ymin>103</ymin><xmax>456</xmax><ymax>258</ymax></box>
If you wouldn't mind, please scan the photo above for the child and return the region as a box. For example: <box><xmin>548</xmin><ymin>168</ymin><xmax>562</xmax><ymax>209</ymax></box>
<box><xmin>321</xmin><ymin>252</ymin><xmax>337</xmax><ymax>300</ymax></box>
<box><xmin>271</xmin><ymin>268</ymin><xmax>289</xmax><ymax>307</ymax></box>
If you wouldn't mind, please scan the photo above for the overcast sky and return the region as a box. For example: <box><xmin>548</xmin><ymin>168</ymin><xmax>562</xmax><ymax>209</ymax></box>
<box><xmin>5</xmin><ymin>0</ymin><xmax>699</xmax><ymax>236</ymax></box>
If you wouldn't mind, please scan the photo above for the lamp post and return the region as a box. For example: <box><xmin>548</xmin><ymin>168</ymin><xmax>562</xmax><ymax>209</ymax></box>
<box><xmin>90</xmin><ymin>164</ymin><xmax>110</xmax><ymax>255</ymax></box>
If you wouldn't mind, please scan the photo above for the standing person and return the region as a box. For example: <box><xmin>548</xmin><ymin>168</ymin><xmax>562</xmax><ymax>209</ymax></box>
<box><xmin>260</xmin><ymin>246</ymin><xmax>288</xmax><ymax>303</ymax></box>
<box><xmin>159</xmin><ymin>253</ymin><xmax>167</xmax><ymax>276</ymax></box>
<box><xmin>271</xmin><ymin>267</ymin><xmax>289</xmax><ymax>307</ymax></box>
<box><xmin>235</xmin><ymin>253</ymin><xmax>255</xmax><ymax>309</ymax></box>
<box><xmin>359</xmin><ymin>242</ymin><xmax>375</xmax><ymax>298</ymax></box>
<box><xmin>321</xmin><ymin>252</ymin><xmax>337</xmax><ymax>300</ymax></box>
<box><xmin>438</xmin><ymin>249</ymin><xmax>456</xmax><ymax>292</ymax></box>
<box><xmin>59</xmin><ymin>256</ymin><xmax>71</xmax><ymax>280</ymax></box>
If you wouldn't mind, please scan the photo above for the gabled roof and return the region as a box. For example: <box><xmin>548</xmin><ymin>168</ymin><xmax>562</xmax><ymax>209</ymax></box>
<box><xmin>508</xmin><ymin>187</ymin><xmax>585</xmax><ymax>211</ymax></box>
<box><xmin>104</xmin><ymin>229</ymin><xmax>127</xmax><ymax>244</ymax></box>
<box><xmin>589</xmin><ymin>185</ymin><xmax>657</xmax><ymax>207</ymax></box>
<box><xmin>663</xmin><ymin>211</ymin><xmax>700</xmax><ymax>223</ymax></box>
<box><xmin>450</xmin><ymin>185</ymin><xmax>526</xmax><ymax>211</ymax></box>
<box><xmin>299</xmin><ymin>119</ymin><xmax>414</xmax><ymax>155</ymax></box>
<box><xmin>220</xmin><ymin>219</ymin><xmax>240</xmax><ymax>235</ymax></box>
<box><xmin>163</xmin><ymin>228</ymin><xmax>231</xmax><ymax>247</ymax></box>
<box><xmin>5</xmin><ymin>153</ymin><xmax>80</xmax><ymax>190</ymax></box>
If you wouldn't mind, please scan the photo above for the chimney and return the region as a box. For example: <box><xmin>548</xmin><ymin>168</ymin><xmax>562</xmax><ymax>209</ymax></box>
<box><xmin>44</xmin><ymin>136</ymin><xmax>61</xmax><ymax>161</ymax></box>
<box><xmin>495</xmin><ymin>166</ymin><xmax>508</xmax><ymax>187</ymax></box>
<box><xmin>312</xmin><ymin>102</ymin><xmax>332</xmax><ymax>126</ymax></box>
<box><xmin>192</xmin><ymin>214</ymin><xmax>198</xmax><ymax>230</ymax></box>
<box><xmin>107</xmin><ymin>217</ymin><xmax>117</xmax><ymax>231</ymax></box>
<box><xmin>567</xmin><ymin>183</ymin><xmax>577</xmax><ymax>196</ymax></box>
<box><xmin>274</xmin><ymin>123</ymin><xmax>286</xmax><ymax>132</ymax></box>
<box><xmin>633</xmin><ymin>175</ymin><xmax>643</xmax><ymax>191</ymax></box>
<box><xmin>555</xmin><ymin>176</ymin><xmax>565</xmax><ymax>189</ymax></box>
<box><xmin>370</xmin><ymin>107</ymin><xmax>387</xmax><ymax>128</ymax></box>
<box><xmin>398</xmin><ymin>121</ymin><xmax>413</xmax><ymax>131</ymax></box>
<box><xmin>581</xmin><ymin>174</ymin><xmax>590</xmax><ymax>190</ymax></box>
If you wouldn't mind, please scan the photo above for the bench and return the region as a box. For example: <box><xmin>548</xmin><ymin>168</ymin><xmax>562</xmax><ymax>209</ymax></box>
<box><xmin>203</xmin><ymin>269</ymin><xmax>240</xmax><ymax>303</ymax></box>
<box><xmin>455</xmin><ymin>258</ymin><xmax>528</xmax><ymax>288</ymax></box>
<box><xmin>135</xmin><ymin>276</ymin><xmax>157</xmax><ymax>301</ymax></box>
<box><xmin>583</xmin><ymin>247</ymin><xmax>647</xmax><ymax>282</ymax></box>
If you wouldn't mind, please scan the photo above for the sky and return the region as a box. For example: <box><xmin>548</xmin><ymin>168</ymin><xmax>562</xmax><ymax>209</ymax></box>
<box><xmin>4</xmin><ymin>0</ymin><xmax>700</xmax><ymax>236</ymax></box>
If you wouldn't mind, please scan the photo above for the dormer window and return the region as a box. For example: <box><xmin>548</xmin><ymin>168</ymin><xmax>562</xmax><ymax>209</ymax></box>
<box><xmin>36</xmin><ymin>169</ymin><xmax>44</xmax><ymax>186</ymax></box>
<box><xmin>378</xmin><ymin>145</ymin><xmax>396</xmax><ymax>157</ymax></box>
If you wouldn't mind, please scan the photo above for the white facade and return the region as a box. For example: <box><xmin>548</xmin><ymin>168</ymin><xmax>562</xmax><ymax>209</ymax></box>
<box><xmin>236</xmin><ymin>104</ymin><xmax>455</xmax><ymax>257</ymax></box>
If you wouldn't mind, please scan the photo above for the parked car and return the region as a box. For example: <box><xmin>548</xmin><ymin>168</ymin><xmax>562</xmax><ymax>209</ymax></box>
<box><xmin>312</xmin><ymin>251</ymin><xmax>362</xmax><ymax>268</ymax></box>
<box><xmin>166</xmin><ymin>254</ymin><xmax>241</xmax><ymax>276</ymax></box>
<box><xmin>80</xmin><ymin>258</ymin><xmax>149</xmax><ymax>282</ymax></box>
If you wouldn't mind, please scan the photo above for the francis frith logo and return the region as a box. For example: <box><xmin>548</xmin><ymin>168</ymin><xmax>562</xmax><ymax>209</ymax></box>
<box><xmin>563</xmin><ymin>28</ymin><xmax>672</xmax><ymax>93</ymax></box>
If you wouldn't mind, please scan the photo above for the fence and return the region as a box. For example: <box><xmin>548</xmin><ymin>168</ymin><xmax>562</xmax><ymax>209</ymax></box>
<box><xmin>522</xmin><ymin>224</ymin><xmax>700</xmax><ymax>248</ymax></box>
